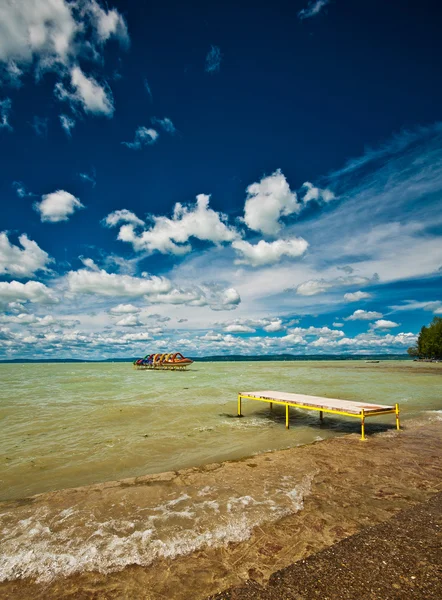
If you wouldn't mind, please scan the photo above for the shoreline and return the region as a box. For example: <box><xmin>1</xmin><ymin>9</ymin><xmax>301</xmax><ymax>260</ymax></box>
<box><xmin>208</xmin><ymin>490</ymin><xmax>442</xmax><ymax>600</ymax></box>
<box><xmin>1</xmin><ymin>415</ymin><xmax>442</xmax><ymax>599</ymax></box>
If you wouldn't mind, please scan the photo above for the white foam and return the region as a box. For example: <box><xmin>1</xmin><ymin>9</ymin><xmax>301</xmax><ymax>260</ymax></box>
<box><xmin>0</xmin><ymin>474</ymin><xmax>314</xmax><ymax>584</ymax></box>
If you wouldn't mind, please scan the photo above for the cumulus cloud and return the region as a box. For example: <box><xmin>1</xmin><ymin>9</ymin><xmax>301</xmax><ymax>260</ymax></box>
<box><xmin>104</xmin><ymin>209</ymin><xmax>144</xmax><ymax>228</ymax></box>
<box><xmin>344</xmin><ymin>291</ymin><xmax>372</xmax><ymax>302</ymax></box>
<box><xmin>345</xmin><ymin>309</ymin><xmax>383</xmax><ymax>321</ymax></box>
<box><xmin>0</xmin><ymin>98</ymin><xmax>12</xmax><ymax>131</ymax></box>
<box><xmin>232</xmin><ymin>237</ymin><xmax>308</xmax><ymax>267</ymax></box>
<box><xmin>110</xmin><ymin>303</ymin><xmax>141</xmax><ymax>314</ymax></box>
<box><xmin>0</xmin><ymin>0</ymin><xmax>128</xmax><ymax>75</ymax></box>
<box><xmin>243</xmin><ymin>170</ymin><xmax>301</xmax><ymax>235</ymax></box>
<box><xmin>370</xmin><ymin>319</ymin><xmax>400</xmax><ymax>330</ymax></box>
<box><xmin>224</xmin><ymin>323</ymin><xmax>255</xmax><ymax>333</ymax></box>
<box><xmin>59</xmin><ymin>114</ymin><xmax>75</xmax><ymax>136</ymax></box>
<box><xmin>148</xmin><ymin>284</ymin><xmax>241</xmax><ymax>312</ymax></box>
<box><xmin>205</xmin><ymin>45</ymin><xmax>222</xmax><ymax>73</ymax></box>
<box><xmin>108</xmin><ymin>194</ymin><xmax>239</xmax><ymax>255</ymax></box>
<box><xmin>298</xmin><ymin>0</ymin><xmax>330</xmax><ymax>20</ymax></box>
<box><xmin>0</xmin><ymin>1</ymin><xmax>127</xmax><ymax>122</ymax></box>
<box><xmin>67</xmin><ymin>268</ymin><xmax>171</xmax><ymax>298</ymax></box>
<box><xmin>220</xmin><ymin>317</ymin><xmax>284</xmax><ymax>334</ymax></box>
<box><xmin>115</xmin><ymin>314</ymin><xmax>143</xmax><ymax>327</ymax></box>
<box><xmin>122</xmin><ymin>126</ymin><xmax>159</xmax><ymax>149</ymax></box>
<box><xmin>0</xmin><ymin>232</ymin><xmax>52</xmax><ymax>277</ymax></box>
<box><xmin>34</xmin><ymin>190</ymin><xmax>84</xmax><ymax>222</ymax></box>
<box><xmin>55</xmin><ymin>66</ymin><xmax>114</xmax><ymax>116</ymax></box>
<box><xmin>301</xmin><ymin>181</ymin><xmax>335</xmax><ymax>204</ymax></box>
<box><xmin>0</xmin><ymin>280</ymin><xmax>57</xmax><ymax>306</ymax></box>
<box><xmin>151</xmin><ymin>117</ymin><xmax>176</xmax><ymax>135</ymax></box>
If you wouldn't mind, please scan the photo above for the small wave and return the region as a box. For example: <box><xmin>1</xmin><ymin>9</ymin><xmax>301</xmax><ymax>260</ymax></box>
<box><xmin>0</xmin><ymin>474</ymin><xmax>314</xmax><ymax>583</ymax></box>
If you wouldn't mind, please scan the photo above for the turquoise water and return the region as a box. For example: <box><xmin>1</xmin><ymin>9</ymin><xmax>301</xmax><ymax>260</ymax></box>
<box><xmin>0</xmin><ymin>360</ymin><xmax>441</xmax><ymax>501</ymax></box>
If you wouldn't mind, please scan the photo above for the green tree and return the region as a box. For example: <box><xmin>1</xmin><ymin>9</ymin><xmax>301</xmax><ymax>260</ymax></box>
<box><xmin>412</xmin><ymin>317</ymin><xmax>442</xmax><ymax>359</ymax></box>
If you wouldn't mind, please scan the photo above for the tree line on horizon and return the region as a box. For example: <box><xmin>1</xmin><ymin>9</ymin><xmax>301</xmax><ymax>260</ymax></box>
<box><xmin>407</xmin><ymin>316</ymin><xmax>442</xmax><ymax>360</ymax></box>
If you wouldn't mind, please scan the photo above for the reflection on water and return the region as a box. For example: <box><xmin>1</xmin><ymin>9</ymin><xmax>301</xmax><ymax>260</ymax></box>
<box><xmin>0</xmin><ymin>360</ymin><xmax>441</xmax><ymax>500</ymax></box>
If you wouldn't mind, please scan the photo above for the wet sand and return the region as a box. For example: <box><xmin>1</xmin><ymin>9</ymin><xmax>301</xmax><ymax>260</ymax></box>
<box><xmin>1</xmin><ymin>416</ymin><xmax>442</xmax><ymax>599</ymax></box>
<box><xmin>209</xmin><ymin>491</ymin><xmax>442</xmax><ymax>599</ymax></box>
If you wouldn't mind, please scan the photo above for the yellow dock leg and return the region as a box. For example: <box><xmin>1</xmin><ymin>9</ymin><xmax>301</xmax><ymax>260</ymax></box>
<box><xmin>238</xmin><ymin>394</ymin><xmax>242</xmax><ymax>417</ymax></box>
<box><xmin>319</xmin><ymin>410</ymin><xmax>323</xmax><ymax>422</ymax></box>
<box><xmin>361</xmin><ymin>409</ymin><xmax>366</xmax><ymax>441</ymax></box>
<box><xmin>395</xmin><ymin>403</ymin><xmax>400</xmax><ymax>430</ymax></box>
<box><xmin>270</xmin><ymin>402</ymin><xmax>273</xmax><ymax>411</ymax></box>
<box><xmin>286</xmin><ymin>404</ymin><xmax>289</xmax><ymax>429</ymax></box>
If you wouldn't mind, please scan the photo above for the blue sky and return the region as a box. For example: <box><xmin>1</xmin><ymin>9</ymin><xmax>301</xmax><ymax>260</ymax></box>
<box><xmin>0</xmin><ymin>0</ymin><xmax>441</xmax><ymax>359</ymax></box>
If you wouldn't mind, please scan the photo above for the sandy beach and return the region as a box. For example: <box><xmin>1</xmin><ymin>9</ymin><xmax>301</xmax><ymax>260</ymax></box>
<box><xmin>1</xmin><ymin>414</ymin><xmax>442</xmax><ymax>599</ymax></box>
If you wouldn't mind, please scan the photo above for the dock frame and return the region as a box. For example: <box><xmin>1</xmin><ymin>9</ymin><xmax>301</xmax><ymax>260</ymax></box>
<box><xmin>237</xmin><ymin>391</ymin><xmax>400</xmax><ymax>441</ymax></box>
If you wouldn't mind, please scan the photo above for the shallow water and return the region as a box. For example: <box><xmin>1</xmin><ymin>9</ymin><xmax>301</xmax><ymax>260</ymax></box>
<box><xmin>0</xmin><ymin>360</ymin><xmax>441</xmax><ymax>501</ymax></box>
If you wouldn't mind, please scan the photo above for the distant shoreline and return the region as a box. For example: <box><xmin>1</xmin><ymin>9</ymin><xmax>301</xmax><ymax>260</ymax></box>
<box><xmin>0</xmin><ymin>354</ymin><xmax>411</xmax><ymax>364</ymax></box>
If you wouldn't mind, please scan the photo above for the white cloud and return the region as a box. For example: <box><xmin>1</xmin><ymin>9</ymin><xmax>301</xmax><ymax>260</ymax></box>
<box><xmin>224</xmin><ymin>323</ymin><xmax>255</xmax><ymax>333</ymax></box>
<box><xmin>301</xmin><ymin>181</ymin><xmax>335</xmax><ymax>204</ymax></box>
<box><xmin>34</xmin><ymin>190</ymin><xmax>84</xmax><ymax>222</ymax></box>
<box><xmin>110</xmin><ymin>195</ymin><xmax>239</xmax><ymax>255</ymax></box>
<box><xmin>243</xmin><ymin>170</ymin><xmax>301</xmax><ymax>235</ymax></box>
<box><xmin>0</xmin><ymin>280</ymin><xmax>58</xmax><ymax>306</ymax></box>
<box><xmin>122</xmin><ymin>126</ymin><xmax>159</xmax><ymax>149</ymax></box>
<box><xmin>55</xmin><ymin>66</ymin><xmax>114</xmax><ymax>116</ymax></box>
<box><xmin>289</xmin><ymin>326</ymin><xmax>344</xmax><ymax>339</ymax></box>
<box><xmin>59</xmin><ymin>114</ymin><xmax>75</xmax><ymax>136</ymax></box>
<box><xmin>148</xmin><ymin>285</ymin><xmax>241</xmax><ymax>312</ymax></box>
<box><xmin>370</xmin><ymin>319</ymin><xmax>400</xmax><ymax>330</ymax></box>
<box><xmin>344</xmin><ymin>291</ymin><xmax>372</xmax><ymax>302</ymax></box>
<box><xmin>0</xmin><ymin>98</ymin><xmax>12</xmax><ymax>131</ymax></box>
<box><xmin>205</xmin><ymin>45</ymin><xmax>222</xmax><ymax>73</ymax></box>
<box><xmin>298</xmin><ymin>0</ymin><xmax>330</xmax><ymax>20</ymax></box>
<box><xmin>67</xmin><ymin>268</ymin><xmax>171</xmax><ymax>298</ymax></box>
<box><xmin>0</xmin><ymin>232</ymin><xmax>52</xmax><ymax>277</ymax></box>
<box><xmin>115</xmin><ymin>314</ymin><xmax>143</xmax><ymax>327</ymax></box>
<box><xmin>151</xmin><ymin>117</ymin><xmax>176</xmax><ymax>135</ymax></box>
<box><xmin>232</xmin><ymin>237</ymin><xmax>308</xmax><ymax>267</ymax></box>
<box><xmin>345</xmin><ymin>309</ymin><xmax>383</xmax><ymax>321</ymax></box>
<box><xmin>296</xmin><ymin>274</ymin><xmax>377</xmax><ymax>296</ymax></box>
<box><xmin>0</xmin><ymin>0</ymin><xmax>128</xmax><ymax>74</ymax></box>
<box><xmin>264</xmin><ymin>319</ymin><xmax>283</xmax><ymax>332</ymax></box>
<box><xmin>104</xmin><ymin>209</ymin><xmax>144</xmax><ymax>228</ymax></box>
<box><xmin>333</xmin><ymin>322</ymin><xmax>344</xmax><ymax>327</ymax></box>
<box><xmin>218</xmin><ymin>317</ymin><xmax>285</xmax><ymax>334</ymax></box>
<box><xmin>110</xmin><ymin>303</ymin><xmax>141</xmax><ymax>314</ymax></box>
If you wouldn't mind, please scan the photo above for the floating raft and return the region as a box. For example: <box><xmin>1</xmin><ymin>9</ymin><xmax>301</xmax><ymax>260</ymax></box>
<box><xmin>134</xmin><ymin>352</ymin><xmax>193</xmax><ymax>370</ymax></box>
<box><xmin>237</xmin><ymin>390</ymin><xmax>400</xmax><ymax>440</ymax></box>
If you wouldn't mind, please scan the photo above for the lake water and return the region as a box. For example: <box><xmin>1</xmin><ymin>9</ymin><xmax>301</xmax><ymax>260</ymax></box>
<box><xmin>1</xmin><ymin>360</ymin><xmax>441</xmax><ymax>501</ymax></box>
<box><xmin>0</xmin><ymin>360</ymin><xmax>441</xmax><ymax>597</ymax></box>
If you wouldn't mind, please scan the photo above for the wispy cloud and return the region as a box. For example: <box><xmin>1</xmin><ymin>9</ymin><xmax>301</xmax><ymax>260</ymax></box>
<box><xmin>59</xmin><ymin>114</ymin><xmax>76</xmax><ymax>136</ymax></box>
<box><xmin>144</xmin><ymin>78</ymin><xmax>153</xmax><ymax>102</ymax></box>
<box><xmin>0</xmin><ymin>98</ymin><xmax>12</xmax><ymax>131</ymax></box>
<box><xmin>151</xmin><ymin>117</ymin><xmax>176</xmax><ymax>135</ymax></box>
<box><xmin>31</xmin><ymin>116</ymin><xmax>48</xmax><ymax>137</ymax></box>
<box><xmin>205</xmin><ymin>45</ymin><xmax>222</xmax><ymax>73</ymax></box>
<box><xmin>79</xmin><ymin>169</ymin><xmax>96</xmax><ymax>187</ymax></box>
<box><xmin>122</xmin><ymin>126</ymin><xmax>159</xmax><ymax>149</ymax></box>
<box><xmin>12</xmin><ymin>181</ymin><xmax>35</xmax><ymax>199</ymax></box>
<box><xmin>298</xmin><ymin>0</ymin><xmax>331</xmax><ymax>20</ymax></box>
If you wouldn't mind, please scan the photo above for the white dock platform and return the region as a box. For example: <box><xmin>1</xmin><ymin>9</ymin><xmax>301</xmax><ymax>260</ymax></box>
<box><xmin>237</xmin><ymin>390</ymin><xmax>400</xmax><ymax>440</ymax></box>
